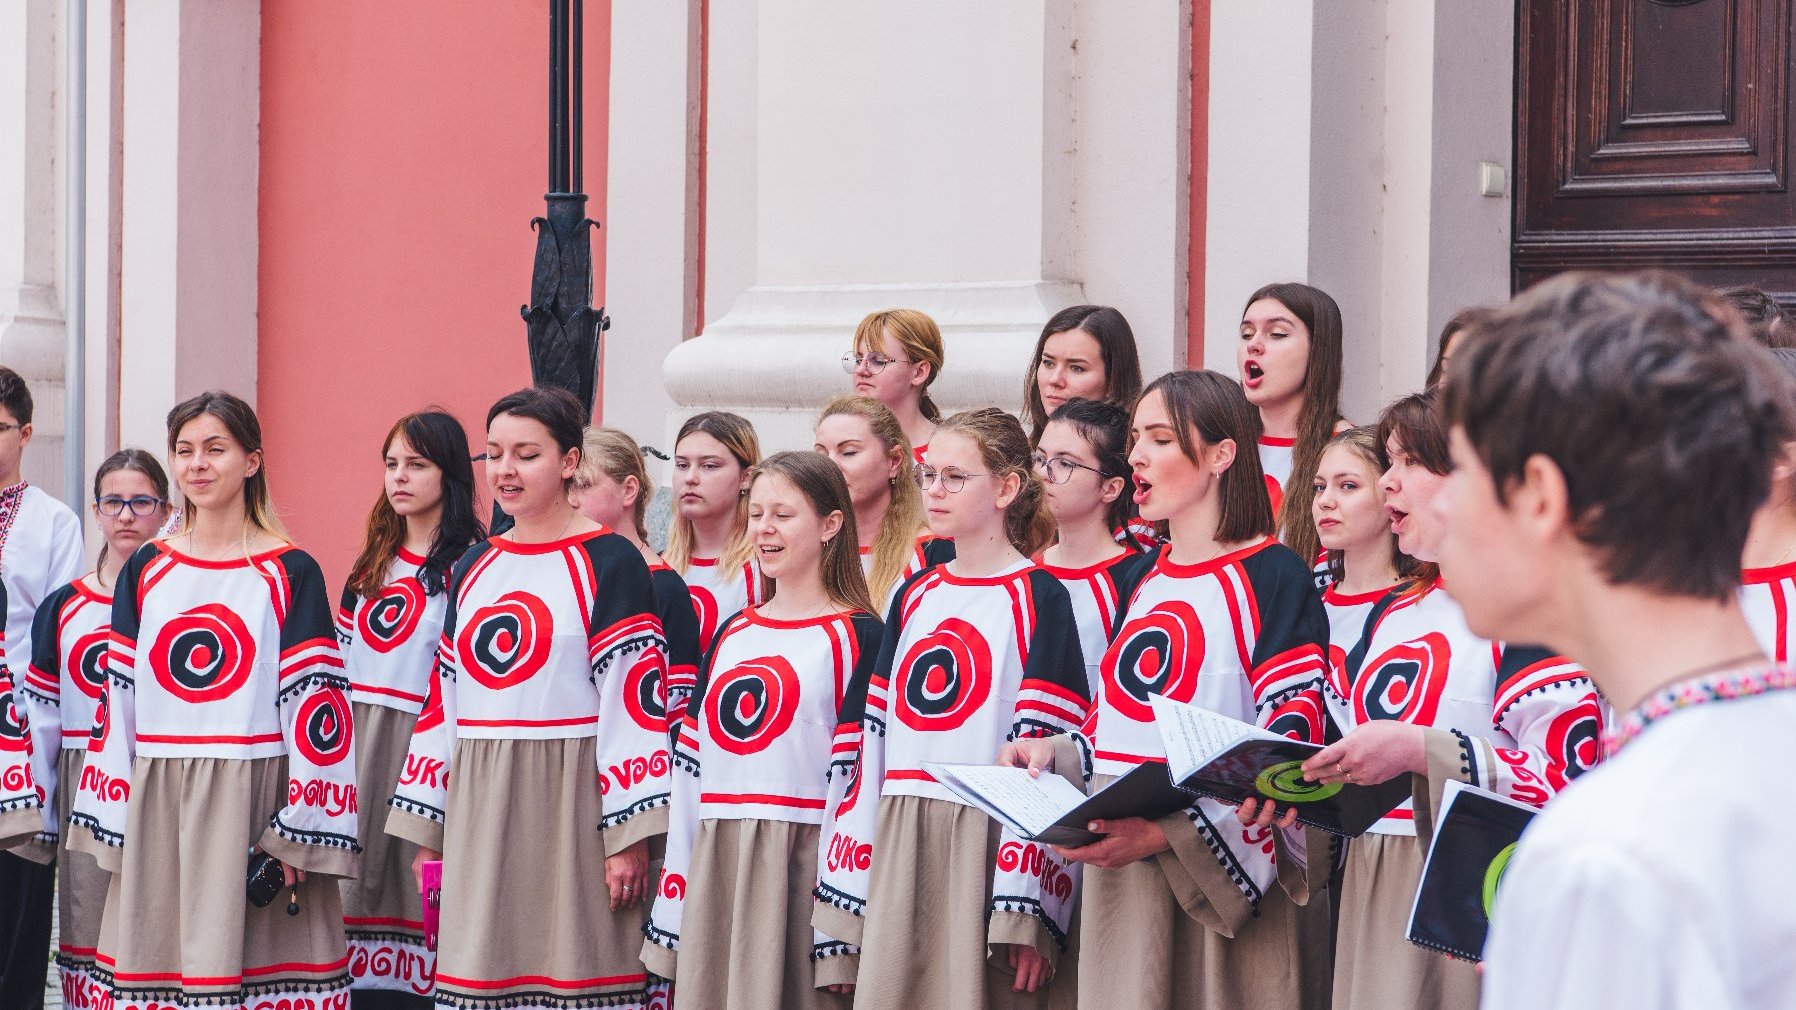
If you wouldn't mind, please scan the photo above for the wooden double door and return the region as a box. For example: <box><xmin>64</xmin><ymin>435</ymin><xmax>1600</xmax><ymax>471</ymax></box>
<box><xmin>1515</xmin><ymin>0</ymin><xmax>1796</xmax><ymax>305</ymax></box>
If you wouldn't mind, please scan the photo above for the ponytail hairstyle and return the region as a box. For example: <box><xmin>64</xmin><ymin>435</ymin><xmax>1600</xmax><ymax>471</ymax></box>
<box><xmin>665</xmin><ymin>411</ymin><xmax>761</xmax><ymax>575</ymax></box>
<box><xmin>573</xmin><ymin>427</ymin><xmax>655</xmax><ymax>542</ymax></box>
<box><xmin>1242</xmin><ymin>283</ymin><xmax>1344</xmax><ymax>566</ymax></box>
<box><xmin>1318</xmin><ymin>425</ymin><xmax>1419</xmax><ymax>587</ymax></box>
<box><xmin>816</xmin><ymin>396</ymin><xmax>925</xmax><ymax>606</ymax></box>
<box><xmin>164</xmin><ymin>390</ymin><xmax>291</xmax><ymax>547</ymax></box>
<box><xmin>749</xmin><ymin>451</ymin><xmax>878</xmax><ymax>617</ymax></box>
<box><xmin>1374</xmin><ymin>392</ymin><xmax>1449</xmax><ymax>594</ymax></box>
<box><xmin>1139</xmin><ymin>370</ymin><xmax>1275</xmax><ymax>544</ymax></box>
<box><xmin>91</xmin><ymin>448</ymin><xmax>169</xmax><ymax>579</ymax></box>
<box><xmin>1023</xmin><ymin>305</ymin><xmax>1145</xmax><ymax>442</ymax></box>
<box><xmin>854</xmin><ymin>308</ymin><xmax>946</xmax><ymax>423</ymax></box>
<box><xmin>1044</xmin><ymin>397</ymin><xmax>1138</xmax><ymax>542</ymax></box>
<box><xmin>348</xmin><ymin>410</ymin><xmax>484</xmax><ymax>600</ymax></box>
<box><xmin>932</xmin><ymin>407</ymin><xmax>1056</xmax><ymax>556</ymax></box>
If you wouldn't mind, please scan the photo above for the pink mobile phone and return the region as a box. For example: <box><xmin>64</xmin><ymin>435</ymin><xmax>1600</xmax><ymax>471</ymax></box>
<box><xmin>421</xmin><ymin>860</ymin><xmax>443</xmax><ymax>951</ymax></box>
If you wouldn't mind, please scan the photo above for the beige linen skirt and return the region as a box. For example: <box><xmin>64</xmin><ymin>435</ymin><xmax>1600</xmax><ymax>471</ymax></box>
<box><xmin>1074</xmin><ymin>774</ymin><xmax>1333</xmax><ymax>1010</ymax></box>
<box><xmin>666</xmin><ymin>817</ymin><xmax>850</xmax><ymax>1010</ymax></box>
<box><xmin>54</xmin><ymin>747</ymin><xmax>110</xmax><ymax>1006</ymax></box>
<box><xmin>342</xmin><ymin>701</ymin><xmax>435</xmax><ymax>996</ymax></box>
<box><xmin>852</xmin><ymin>795</ymin><xmax>1064</xmax><ymax>1010</ymax></box>
<box><xmin>431</xmin><ymin>736</ymin><xmax>653</xmax><ymax>1010</ymax></box>
<box><xmin>92</xmin><ymin>755</ymin><xmax>352</xmax><ymax>1009</ymax></box>
<box><xmin>1331</xmin><ymin>831</ymin><xmax>1478</xmax><ymax>1010</ymax></box>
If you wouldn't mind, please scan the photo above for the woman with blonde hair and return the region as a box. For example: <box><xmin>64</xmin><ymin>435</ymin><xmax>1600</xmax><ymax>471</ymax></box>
<box><xmin>843</xmin><ymin>309</ymin><xmax>946</xmax><ymax>461</ymax></box>
<box><xmin>666</xmin><ymin>412</ymin><xmax>763</xmax><ymax>653</ymax></box>
<box><xmin>814</xmin><ymin>397</ymin><xmax>952</xmax><ymax>612</ymax></box>
<box><xmin>642</xmin><ymin>451</ymin><xmax>881</xmax><ymax>1008</ymax></box>
<box><xmin>815</xmin><ymin>408</ymin><xmax>1088</xmax><ymax>1008</ymax></box>
<box><xmin>572</xmin><ymin>427</ymin><xmax>703</xmax><ymax>729</ymax></box>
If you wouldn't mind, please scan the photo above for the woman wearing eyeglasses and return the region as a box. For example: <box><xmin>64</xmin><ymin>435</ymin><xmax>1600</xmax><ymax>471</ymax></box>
<box><xmin>1032</xmin><ymin>399</ymin><xmax>1151</xmax><ymax>700</ymax></box>
<box><xmin>16</xmin><ymin>450</ymin><xmax>169</xmax><ymax>1004</ymax></box>
<box><xmin>813</xmin><ymin>408</ymin><xmax>1088</xmax><ymax>1008</ymax></box>
<box><xmin>842</xmin><ymin>309</ymin><xmax>946</xmax><ymax>464</ymax></box>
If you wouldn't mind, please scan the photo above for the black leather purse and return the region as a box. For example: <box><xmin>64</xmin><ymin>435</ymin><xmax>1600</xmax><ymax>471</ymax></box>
<box><xmin>247</xmin><ymin>850</ymin><xmax>300</xmax><ymax>915</ymax></box>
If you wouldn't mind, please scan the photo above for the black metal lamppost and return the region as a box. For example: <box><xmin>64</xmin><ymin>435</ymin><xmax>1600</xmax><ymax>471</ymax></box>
<box><xmin>523</xmin><ymin>0</ymin><xmax>608</xmax><ymax>414</ymax></box>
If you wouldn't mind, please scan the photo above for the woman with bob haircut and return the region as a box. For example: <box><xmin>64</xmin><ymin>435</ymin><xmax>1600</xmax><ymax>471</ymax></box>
<box><xmin>843</xmin><ymin>309</ymin><xmax>946</xmax><ymax>462</ymax></box>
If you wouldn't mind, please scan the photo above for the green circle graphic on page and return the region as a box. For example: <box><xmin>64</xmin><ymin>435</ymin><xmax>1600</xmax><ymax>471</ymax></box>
<box><xmin>1481</xmin><ymin>842</ymin><xmax>1517</xmax><ymax>919</ymax></box>
<box><xmin>1253</xmin><ymin>760</ymin><xmax>1342</xmax><ymax>803</ymax></box>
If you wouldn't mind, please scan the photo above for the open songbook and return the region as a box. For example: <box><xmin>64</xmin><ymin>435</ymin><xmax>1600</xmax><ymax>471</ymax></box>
<box><xmin>1405</xmin><ymin>780</ymin><xmax>1537</xmax><ymax>962</ymax></box>
<box><xmin>1149</xmin><ymin>694</ymin><xmax>1411</xmax><ymax>836</ymax></box>
<box><xmin>929</xmin><ymin>697</ymin><xmax>1413</xmax><ymax>847</ymax></box>
<box><xmin>926</xmin><ymin>759</ymin><xmax>1198</xmax><ymax>848</ymax></box>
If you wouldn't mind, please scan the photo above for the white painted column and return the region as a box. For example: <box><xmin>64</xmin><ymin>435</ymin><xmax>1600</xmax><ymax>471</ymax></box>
<box><xmin>1206</xmin><ymin>0</ymin><xmax>1514</xmax><ymax>423</ymax></box>
<box><xmin>116</xmin><ymin>0</ymin><xmax>260</xmax><ymax>454</ymax></box>
<box><xmin>659</xmin><ymin>0</ymin><xmax>1189</xmax><ymax>453</ymax></box>
<box><xmin>82</xmin><ymin>0</ymin><xmax>124</xmax><ymax>468</ymax></box>
<box><xmin>0</xmin><ymin>0</ymin><xmax>69</xmax><ymax>494</ymax></box>
<box><xmin>601</xmin><ymin>0</ymin><xmax>703</xmax><ymax>455</ymax></box>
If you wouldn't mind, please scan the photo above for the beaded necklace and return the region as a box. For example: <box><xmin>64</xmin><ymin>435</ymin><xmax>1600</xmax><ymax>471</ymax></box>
<box><xmin>1603</xmin><ymin>662</ymin><xmax>1796</xmax><ymax>756</ymax></box>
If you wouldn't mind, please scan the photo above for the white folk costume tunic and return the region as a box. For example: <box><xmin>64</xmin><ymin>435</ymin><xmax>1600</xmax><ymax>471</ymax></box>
<box><xmin>21</xmin><ymin>579</ymin><xmax>114</xmax><ymax>1002</ymax></box>
<box><xmin>1319</xmin><ymin>583</ymin><xmax>1396</xmax><ymax>711</ymax></box>
<box><xmin>1039</xmin><ymin>551</ymin><xmax>1152</xmax><ymax>698</ymax></box>
<box><xmin>335</xmin><ymin>548</ymin><xmax>449</xmax><ymax>997</ymax></box>
<box><xmin>1322</xmin><ymin>579</ymin><xmax>1604</xmax><ymax>1010</ymax></box>
<box><xmin>1</xmin><ymin>579</ymin><xmax>48</xmax><ymax>851</ymax></box>
<box><xmin>860</xmin><ymin>534</ymin><xmax>954</xmax><ymax>616</ymax></box>
<box><xmin>1483</xmin><ymin>666</ymin><xmax>1796</xmax><ymax>1010</ymax></box>
<box><xmin>1741</xmin><ymin>561</ymin><xmax>1796</xmax><ymax>662</ymax></box>
<box><xmin>642</xmin><ymin>607</ymin><xmax>881</xmax><ymax>1009</ymax></box>
<box><xmin>651</xmin><ymin>563</ymin><xmax>704</xmax><ymax>734</ymax></box>
<box><xmin>0</xmin><ymin>483</ymin><xmax>86</xmax><ymax>680</ymax></box>
<box><xmin>69</xmin><ymin>542</ymin><xmax>362</xmax><ymax>1010</ymax></box>
<box><xmin>1076</xmin><ymin>538</ymin><xmax>1332</xmax><ymax>1010</ymax></box>
<box><xmin>682</xmin><ymin>555</ymin><xmax>761</xmax><ymax>658</ymax></box>
<box><xmin>814</xmin><ymin>560</ymin><xmax>1090</xmax><ymax>1009</ymax></box>
<box><xmin>1258</xmin><ymin>436</ymin><xmax>1296</xmax><ymax>516</ymax></box>
<box><xmin>386</xmin><ymin>528</ymin><xmax>668</xmax><ymax>1010</ymax></box>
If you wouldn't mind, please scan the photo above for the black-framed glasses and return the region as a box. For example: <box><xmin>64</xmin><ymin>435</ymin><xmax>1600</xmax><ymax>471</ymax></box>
<box><xmin>841</xmin><ymin>351</ymin><xmax>913</xmax><ymax>375</ymax></box>
<box><xmin>94</xmin><ymin>495</ymin><xmax>165</xmax><ymax>518</ymax></box>
<box><xmin>1030</xmin><ymin>452</ymin><xmax>1109</xmax><ymax>485</ymax></box>
<box><xmin>913</xmin><ymin>463</ymin><xmax>987</xmax><ymax>494</ymax></box>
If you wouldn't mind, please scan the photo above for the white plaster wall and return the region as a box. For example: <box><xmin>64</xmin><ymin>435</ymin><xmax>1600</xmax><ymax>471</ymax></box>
<box><xmin>117</xmin><ymin>0</ymin><xmax>260</xmax><ymax>455</ymax></box>
<box><xmin>1202</xmin><ymin>1</ymin><xmax>1314</xmax><ymax>376</ymax></box>
<box><xmin>602</xmin><ymin>0</ymin><xmax>702</xmax><ymax>457</ymax></box>
<box><xmin>0</xmin><ymin>0</ymin><xmax>69</xmax><ymax>496</ymax></box>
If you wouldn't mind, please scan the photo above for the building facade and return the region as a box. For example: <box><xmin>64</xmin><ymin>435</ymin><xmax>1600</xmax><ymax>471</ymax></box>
<box><xmin>4</xmin><ymin>0</ymin><xmax>1789</xmax><ymax>583</ymax></box>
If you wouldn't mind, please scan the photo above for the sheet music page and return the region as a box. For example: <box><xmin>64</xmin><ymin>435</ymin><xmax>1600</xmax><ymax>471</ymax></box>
<box><xmin>927</xmin><ymin>763</ymin><xmax>1088</xmax><ymax>837</ymax></box>
<box><xmin>1149</xmin><ymin>694</ymin><xmax>1283</xmax><ymax>781</ymax></box>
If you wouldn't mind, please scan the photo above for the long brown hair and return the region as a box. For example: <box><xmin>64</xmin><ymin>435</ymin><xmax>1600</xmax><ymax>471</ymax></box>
<box><xmin>665</xmin><ymin>411</ymin><xmax>761</xmax><ymax>574</ymax></box>
<box><xmin>348</xmin><ymin>410</ymin><xmax>484</xmax><ymax>599</ymax></box>
<box><xmin>748</xmin><ymin>451</ymin><xmax>878</xmax><ymax>616</ymax></box>
<box><xmin>92</xmin><ymin>449</ymin><xmax>169</xmax><ymax>579</ymax></box>
<box><xmin>574</xmin><ymin>427</ymin><xmax>654</xmax><ymax>541</ymax></box>
<box><xmin>1243</xmin><ymin>283</ymin><xmax>1343</xmax><ymax>565</ymax></box>
<box><xmin>932</xmin><ymin>408</ymin><xmax>1056</xmax><ymax>556</ymax></box>
<box><xmin>854</xmin><ymin>309</ymin><xmax>945</xmax><ymax>422</ymax></box>
<box><xmin>1317</xmin><ymin>426</ymin><xmax>1419</xmax><ymax>586</ymax></box>
<box><xmin>1139</xmin><ymin>370</ymin><xmax>1274</xmax><ymax>545</ymax></box>
<box><xmin>816</xmin><ymin>396</ymin><xmax>924</xmax><ymax>606</ymax></box>
<box><xmin>1022</xmin><ymin>305</ymin><xmax>1145</xmax><ymax>442</ymax></box>
<box><xmin>164</xmin><ymin>390</ymin><xmax>290</xmax><ymax>546</ymax></box>
<box><xmin>1375</xmin><ymin>393</ymin><xmax>1448</xmax><ymax>592</ymax></box>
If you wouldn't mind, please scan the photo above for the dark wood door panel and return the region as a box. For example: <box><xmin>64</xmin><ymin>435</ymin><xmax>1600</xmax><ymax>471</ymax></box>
<box><xmin>1515</xmin><ymin>0</ymin><xmax>1795</xmax><ymax>303</ymax></box>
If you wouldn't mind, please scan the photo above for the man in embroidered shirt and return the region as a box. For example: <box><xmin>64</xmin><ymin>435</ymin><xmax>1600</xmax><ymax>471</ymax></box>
<box><xmin>0</xmin><ymin>366</ymin><xmax>84</xmax><ymax>1010</ymax></box>
<box><xmin>1435</xmin><ymin>272</ymin><xmax>1796</xmax><ymax>1010</ymax></box>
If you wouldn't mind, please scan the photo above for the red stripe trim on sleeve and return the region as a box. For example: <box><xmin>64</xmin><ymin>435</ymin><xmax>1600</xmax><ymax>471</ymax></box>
<box><xmin>350</xmin><ymin>683</ymin><xmax>427</xmax><ymax>704</ymax></box>
<box><xmin>885</xmin><ymin>768</ymin><xmax>938</xmax><ymax>784</ymax></box>
<box><xmin>457</xmin><ymin>716</ymin><xmax>600</xmax><ymax>729</ymax></box>
<box><xmin>136</xmin><ymin>732</ymin><xmax>285</xmax><ymax>746</ymax></box>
